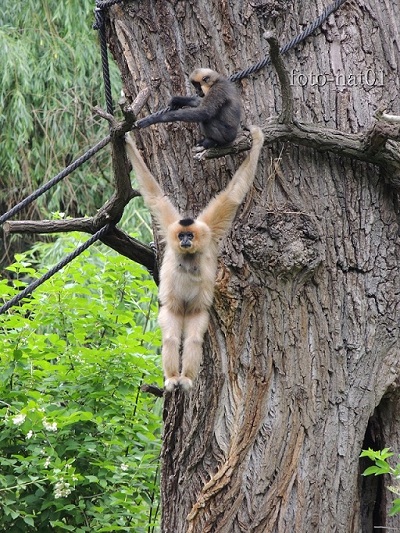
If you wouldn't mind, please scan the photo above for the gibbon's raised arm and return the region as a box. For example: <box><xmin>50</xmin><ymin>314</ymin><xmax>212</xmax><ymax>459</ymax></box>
<box><xmin>198</xmin><ymin>125</ymin><xmax>264</xmax><ymax>240</ymax></box>
<box><xmin>125</xmin><ymin>134</ymin><xmax>179</xmax><ymax>230</ymax></box>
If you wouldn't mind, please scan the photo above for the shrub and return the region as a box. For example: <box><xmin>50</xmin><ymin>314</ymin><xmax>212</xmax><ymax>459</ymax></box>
<box><xmin>0</xmin><ymin>243</ymin><xmax>162</xmax><ymax>532</ymax></box>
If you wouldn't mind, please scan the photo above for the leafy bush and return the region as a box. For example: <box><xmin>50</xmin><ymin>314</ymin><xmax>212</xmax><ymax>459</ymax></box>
<box><xmin>360</xmin><ymin>448</ymin><xmax>400</xmax><ymax>516</ymax></box>
<box><xmin>0</xmin><ymin>242</ymin><xmax>162</xmax><ymax>532</ymax></box>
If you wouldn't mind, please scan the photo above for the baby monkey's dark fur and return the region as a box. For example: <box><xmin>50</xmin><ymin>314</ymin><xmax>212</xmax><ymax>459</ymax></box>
<box><xmin>137</xmin><ymin>68</ymin><xmax>242</xmax><ymax>149</ymax></box>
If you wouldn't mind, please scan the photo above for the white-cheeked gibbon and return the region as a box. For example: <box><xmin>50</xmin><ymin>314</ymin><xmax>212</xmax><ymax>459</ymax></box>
<box><xmin>125</xmin><ymin>126</ymin><xmax>264</xmax><ymax>391</ymax></box>
<box><xmin>137</xmin><ymin>68</ymin><xmax>241</xmax><ymax>149</ymax></box>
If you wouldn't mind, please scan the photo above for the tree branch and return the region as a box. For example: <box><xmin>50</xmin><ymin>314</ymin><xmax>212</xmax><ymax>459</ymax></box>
<box><xmin>375</xmin><ymin>108</ymin><xmax>400</xmax><ymax>124</ymax></box>
<box><xmin>4</xmin><ymin>220</ymin><xmax>156</xmax><ymax>278</ymax></box>
<box><xmin>141</xmin><ymin>383</ymin><xmax>164</xmax><ymax>397</ymax></box>
<box><xmin>265</xmin><ymin>32</ymin><xmax>294</xmax><ymax>124</ymax></box>
<box><xmin>4</xmin><ymin>88</ymin><xmax>159</xmax><ymax>273</ymax></box>
<box><xmin>198</xmin><ymin>119</ymin><xmax>400</xmax><ymax>187</ymax></box>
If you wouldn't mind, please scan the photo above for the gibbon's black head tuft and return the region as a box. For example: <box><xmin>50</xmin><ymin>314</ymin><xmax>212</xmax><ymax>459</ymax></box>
<box><xmin>179</xmin><ymin>218</ymin><xmax>195</xmax><ymax>227</ymax></box>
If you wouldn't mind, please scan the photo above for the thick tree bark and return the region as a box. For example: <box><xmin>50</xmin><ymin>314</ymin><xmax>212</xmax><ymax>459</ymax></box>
<box><xmin>105</xmin><ymin>1</ymin><xmax>400</xmax><ymax>531</ymax></box>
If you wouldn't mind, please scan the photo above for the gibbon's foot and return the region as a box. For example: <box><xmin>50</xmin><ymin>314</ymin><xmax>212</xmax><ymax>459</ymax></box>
<box><xmin>164</xmin><ymin>377</ymin><xmax>179</xmax><ymax>392</ymax></box>
<box><xmin>192</xmin><ymin>144</ymin><xmax>206</xmax><ymax>154</ymax></box>
<box><xmin>178</xmin><ymin>376</ymin><xmax>193</xmax><ymax>391</ymax></box>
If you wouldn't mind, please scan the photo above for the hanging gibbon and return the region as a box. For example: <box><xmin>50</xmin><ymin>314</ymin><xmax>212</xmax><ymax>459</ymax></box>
<box><xmin>125</xmin><ymin>126</ymin><xmax>264</xmax><ymax>391</ymax></box>
<box><xmin>136</xmin><ymin>68</ymin><xmax>242</xmax><ymax>149</ymax></box>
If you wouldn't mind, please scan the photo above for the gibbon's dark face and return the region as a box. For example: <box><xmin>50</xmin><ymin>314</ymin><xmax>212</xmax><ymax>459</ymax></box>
<box><xmin>178</xmin><ymin>230</ymin><xmax>194</xmax><ymax>249</ymax></box>
<box><xmin>170</xmin><ymin>218</ymin><xmax>211</xmax><ymax>255</ymax></box>
<box><xmin>191</xmin><ymin>81</ymin><xmax>204</xmax><ymax>97</ymax></box>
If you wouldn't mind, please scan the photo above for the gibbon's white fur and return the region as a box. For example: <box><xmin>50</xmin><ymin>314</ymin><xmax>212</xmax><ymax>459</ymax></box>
<box><xmin>125</xmin><ymin>126</ymin><xmax>264</xmax><ymax>391</ymax></box>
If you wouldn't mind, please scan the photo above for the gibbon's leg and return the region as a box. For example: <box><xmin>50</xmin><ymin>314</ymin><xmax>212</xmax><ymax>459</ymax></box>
<box><xmin>179</xmin><ymin>310</ymin><xmax>210</xmax><ymax>390</ymax></box>
<box><xmin>158</xmin><ymin>306</ymin><xmax>184</xmax><ymax>391</ymax></box>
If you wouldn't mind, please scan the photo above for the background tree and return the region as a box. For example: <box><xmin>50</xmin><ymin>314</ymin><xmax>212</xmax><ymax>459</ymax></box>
<box><xmin>0</xmin><ymin>0</ymin><xmax>121</xmax><ymax>263</ymax></box>
<box><xmin>101</xmin><ymin>1</ymin><xmax>400</xmax><ymax>532</ymax></box>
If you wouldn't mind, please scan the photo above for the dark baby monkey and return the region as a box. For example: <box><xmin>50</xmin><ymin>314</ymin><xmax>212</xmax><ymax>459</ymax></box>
<box><xmin>137</xmin><ymin>68</ymin><xmax>242</xmax><ymax>149</ymax></box>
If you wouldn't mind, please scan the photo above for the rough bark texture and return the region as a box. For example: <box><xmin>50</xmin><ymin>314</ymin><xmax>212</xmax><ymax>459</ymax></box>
<box><xmin>105</xmin><ymin>1</ymin><xmax>400</xmax><ymax>531</ymax></box>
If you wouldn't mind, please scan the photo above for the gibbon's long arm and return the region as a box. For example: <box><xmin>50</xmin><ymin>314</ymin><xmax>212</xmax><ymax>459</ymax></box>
<box><xmin>138</xmin><ymin>105</ymin><xmax>220</xmax><ymax>127</ymax></box>
<box><xmin>125</xmin><ymin>134</ymin><xmax>179</xmax><ymax>229</ymax></box>
<box><xmin>198</xmin><ymin>125</ymin><xmax>264</xmax><ymax>240</ymax></box>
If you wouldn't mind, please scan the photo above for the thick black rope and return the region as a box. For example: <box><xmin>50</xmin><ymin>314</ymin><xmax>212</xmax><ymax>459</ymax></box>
<box><xmin>135</xmin><ymin>0</ymin><xmax>348</xmax><ymax>127</ymax></box>
<box><xmin>94</xmin><ymin>6</ymin><xmax>114</xmax><ymax>115</ymax></box>
<box><xmin>0</xmin><ymin>223</ymin><xmax>113</xmax><ymax>315</ymax></box>
<box><xmin>229</xmin><ymin>0</ymin><xmax>348</xmax><ymax>82</ymax></box>
<box><xmin>95</xmin><ymin>0</ymin><xmax>123</xmax><ymax>9</ymax></box>
<box><xmin>0</xmin><ymin>135</ymin><xmax>111</xmax><ymax>226</ymax></box>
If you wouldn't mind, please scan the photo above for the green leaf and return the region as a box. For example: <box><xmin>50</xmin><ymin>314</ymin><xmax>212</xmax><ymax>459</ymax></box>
<box><xmin>22</xmin><ymin>516</ymin><xmax>35</xmax><ymax>526</ymax></box>
<box><xmin>49</xmin><ymin>521</ymin><xmax>75</xmax><ymax>531</ymax></box>
<box><xmin>362</xmin><ymin>466</ymin><xmax>386</xmax><ymax>476</ymax></box>
<box><xmin>389</xmin><ymin>499</ymin><xmax>400</xmax><ymax>516</ymax></box>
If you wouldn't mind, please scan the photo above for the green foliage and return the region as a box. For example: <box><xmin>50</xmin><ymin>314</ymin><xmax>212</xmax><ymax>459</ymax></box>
<box><xmin>360</xmin><ymin>448</ymin><xmax>400</xmax><ymax>516</ymax></box>
<box><xmin>0</xmin><ymin>241</ymin><xmax>162</xmax><ymax>532</ymax></box>
<box><xmin>0</xmin><ymin>0</ymin><xmax>120</xmax><ymax>216</ymax></box>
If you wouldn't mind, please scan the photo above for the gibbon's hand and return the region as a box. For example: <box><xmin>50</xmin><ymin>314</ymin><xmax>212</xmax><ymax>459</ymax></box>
<box><xmin>168</xmin><ymin>96</ymin><xmax>201</xmax><ymax>110</ymax></box>
<box><xmin>136</xmin><ymin>115</ymin><xmax>156</xmax><ymax>129</ymax></box>
<box><xmin>169</xmin><ymin>96</ymin><xmax>187</xmax><ymax>110</ymax></box>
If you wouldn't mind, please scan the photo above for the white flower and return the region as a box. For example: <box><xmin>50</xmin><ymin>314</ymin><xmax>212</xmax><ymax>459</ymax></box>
<box><xmin>120</xmin><ymin>463</ymin><xmax>129</xmax><ymax>472</ymax></box>
<box><xmin>26</xmin><ymin>430</ymin><xmax>33</xmax><ymax>439</ymax></box>
<box><xmin>12</xmin><ymin>413</ymin><xmax>26</xmax><ymax>426</ymax></box>
<box><xmin>44</xmin><ymin>457</ymin><xmax>51</xmax><ymax>468</ymax></box>
<box><xmin>43</xmin><ymin>419</ymin><xmax>57</xmax><ymax>432</ymax></box>
<box><xmin>54</xmin><ymin>479</ymin><xmax>72</xmax><ymax>499</ymax></box>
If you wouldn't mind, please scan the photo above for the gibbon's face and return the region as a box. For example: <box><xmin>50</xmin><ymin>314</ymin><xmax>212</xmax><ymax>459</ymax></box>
<box><xmin>169</xmin><ymin>219</ymin><xmax>211</xmax><ymax>255</ymax></box>
<box><xmin>189</xmin><ymin>68</ymin><xmax>219</xmax><ymax>97</ymax></box>
<box><xmin>178</xmin><ymin>230</ymin><xmax>194</xmax><ymax>249</ymax></box>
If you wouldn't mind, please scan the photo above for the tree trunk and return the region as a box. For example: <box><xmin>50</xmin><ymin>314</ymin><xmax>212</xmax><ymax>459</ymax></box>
<box><xmin>105</xmin><ymin>1</ymin><xmax>400</xmax><ymax>531</ymax></box>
